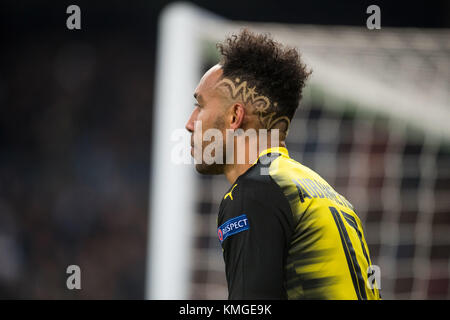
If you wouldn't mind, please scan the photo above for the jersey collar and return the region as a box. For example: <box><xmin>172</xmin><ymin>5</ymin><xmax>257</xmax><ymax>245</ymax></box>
<box><xmin>232</xmin><ymin>146</ymin><xmax>289</xmax><ymax>182</ymax></box>
<box><xmin>254</xmin><ymin>146</ymin><xmax>289</xmax><ymax>164</ymax></box>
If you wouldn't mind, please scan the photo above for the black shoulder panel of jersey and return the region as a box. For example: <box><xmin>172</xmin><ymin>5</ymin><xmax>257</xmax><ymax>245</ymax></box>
<box><xmin>217</xmin><ymin>153</ymin><xmax>294</xmax><ymax>299</ymax></box>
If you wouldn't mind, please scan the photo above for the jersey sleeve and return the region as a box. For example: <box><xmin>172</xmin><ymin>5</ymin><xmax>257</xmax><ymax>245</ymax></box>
<box><xmin>217</xmin><ymin>179</ymin><xmax>292</xmax><ymax>299</ymax></box>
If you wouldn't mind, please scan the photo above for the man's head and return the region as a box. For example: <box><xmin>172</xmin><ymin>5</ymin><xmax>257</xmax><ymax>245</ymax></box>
<box><xmin>185</xmin><ymin>29</ymin><xmax>311</xmax><ymax>174</ymax></box>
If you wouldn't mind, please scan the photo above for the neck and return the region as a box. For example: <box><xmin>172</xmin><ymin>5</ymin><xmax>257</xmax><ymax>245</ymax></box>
<box><xmin>223</xmin><ymin>132</ymin><xmax>286</xmax><ymax>184</ymax></box>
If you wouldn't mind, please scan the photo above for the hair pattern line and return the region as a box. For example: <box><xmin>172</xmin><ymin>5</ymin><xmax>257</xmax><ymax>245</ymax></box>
<box><xmin>217</xmin><ymin>77</ymin><xmax>291</xmax><ymax>131</ymax></box>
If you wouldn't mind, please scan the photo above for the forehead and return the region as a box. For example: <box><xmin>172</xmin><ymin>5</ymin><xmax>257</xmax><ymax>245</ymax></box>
<box><xmin>194</xmin><ymin>65</ymin><xmax>223</xmax><ymax>100</ymax></box>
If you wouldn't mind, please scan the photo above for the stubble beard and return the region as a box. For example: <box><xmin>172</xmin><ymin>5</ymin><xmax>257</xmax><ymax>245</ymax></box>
<box><xmin>194</xmin><ymin>116</ymin><xmax>227</xmax><ymax>175</ymax></box>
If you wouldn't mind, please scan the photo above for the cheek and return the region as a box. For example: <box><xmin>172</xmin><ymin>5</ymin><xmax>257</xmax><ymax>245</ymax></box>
<box><xmin>197</xmin><ymin>109</ymin><xmax>215</xmax><ymax>130</ymax></box>
<box><xmin>194</xmin><ymin>111</ymin><xmax>225</xmax><ymax>144</ymax></box>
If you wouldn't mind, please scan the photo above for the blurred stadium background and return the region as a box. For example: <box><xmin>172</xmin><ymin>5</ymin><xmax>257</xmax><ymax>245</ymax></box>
<box><xmin>0</xmin><ymin>1</ymin><xmax>449</xmax><ymax>299</ymax></box>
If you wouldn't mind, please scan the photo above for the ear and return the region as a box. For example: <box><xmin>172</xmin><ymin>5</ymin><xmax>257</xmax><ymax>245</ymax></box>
<box><xmin>228</xmin><ymin>103</ymin><xmax>245</xmax><ymax>130</ymax></box>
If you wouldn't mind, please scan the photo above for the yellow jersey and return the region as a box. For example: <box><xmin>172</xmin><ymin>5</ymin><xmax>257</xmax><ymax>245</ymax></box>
<box><xmin>218</xmin><ymin>146</ymin><xmax>381</xmax><ymax>299</ymax></box>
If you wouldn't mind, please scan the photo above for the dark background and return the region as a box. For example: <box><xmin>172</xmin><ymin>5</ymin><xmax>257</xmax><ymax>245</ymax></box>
<box><xmin>0</xmin><ymin>0</ymin><xmax>448</xmax><ymax>299</ymax></box>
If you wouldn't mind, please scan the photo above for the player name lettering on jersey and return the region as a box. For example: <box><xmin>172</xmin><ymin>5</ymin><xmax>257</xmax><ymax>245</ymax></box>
<box><xmin>293</xmin><ymin>177</ymin><xmax>354</xmax><ymax>210</ymax></box>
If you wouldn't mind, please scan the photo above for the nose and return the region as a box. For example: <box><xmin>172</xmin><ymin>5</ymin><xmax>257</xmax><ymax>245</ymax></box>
<box><xmin>185</xmin><ymin>108</ymin><xmax>197</xmax><ymax>133</ymax></box>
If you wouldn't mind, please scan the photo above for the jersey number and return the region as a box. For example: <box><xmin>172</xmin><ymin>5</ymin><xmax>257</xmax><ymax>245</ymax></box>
<box><xmin>329</xmin><ymin>206</ymin><xmax>370</xmax><ymax>300</ymax></box>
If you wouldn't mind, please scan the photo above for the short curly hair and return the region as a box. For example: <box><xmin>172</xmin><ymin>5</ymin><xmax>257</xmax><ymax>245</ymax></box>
<box><xmin>217</xmin><ymin>29</ymin><xmax>312</xmax><ymax>127</ymax></box>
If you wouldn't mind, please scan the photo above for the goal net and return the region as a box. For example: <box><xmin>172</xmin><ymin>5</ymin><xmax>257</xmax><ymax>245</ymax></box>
<box><xmin>147</xmin><ymin>3</ymin><xmax>450</xmax><ymax>299</ymax></box>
